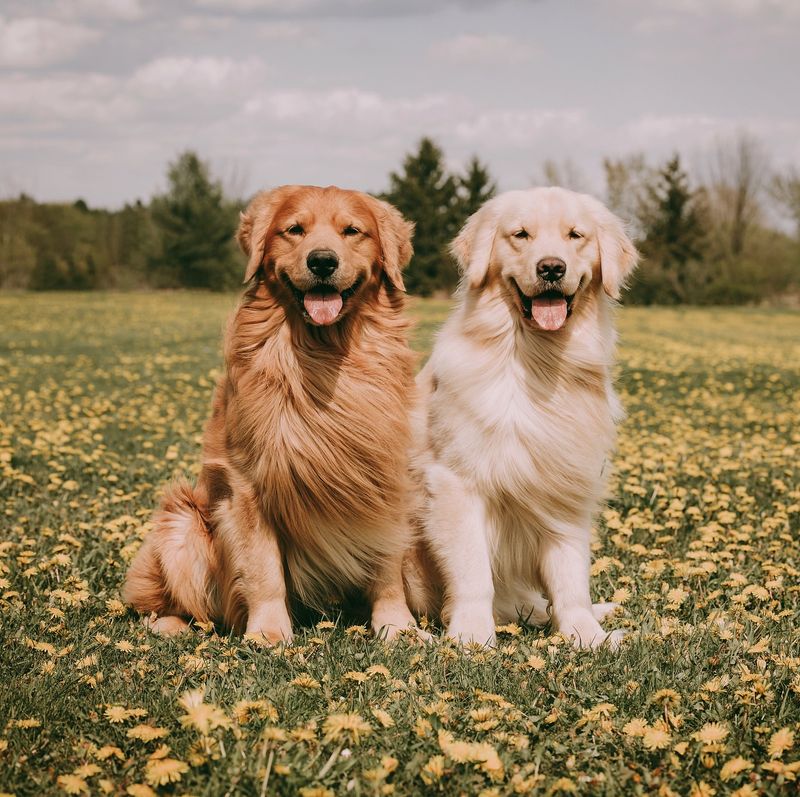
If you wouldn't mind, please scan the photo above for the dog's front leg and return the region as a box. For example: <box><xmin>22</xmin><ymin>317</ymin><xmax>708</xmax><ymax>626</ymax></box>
<box><xmin>215</xmin><ymin>490</ymin><xmax>293</xmax><ymax>644</ymax></box>
<box><xmin>538</xmin><ymin>532</ymin><xmax>623</xmax><ymax>650</ymax></box>
<box><xmin>369</xmin><ymin>543</ymin><xmax>423</xmax><ymax>641</ymax></box>
<box><xmin>425</xmin><ymin>463</ymin><xmax>496</xmax><ymax>646</ymax></box>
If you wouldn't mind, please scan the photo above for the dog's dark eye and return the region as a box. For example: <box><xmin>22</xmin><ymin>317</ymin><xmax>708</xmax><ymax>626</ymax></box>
<box><xmin>286</xmin><ymin>224</ymin><xmax>304</xmax><ymax>236</ymax></box>
<box><xmin>342</xmin><ymin>226</ymin><xmax>361</xmax><ymax>237</ymax></box>
<box><xmin>513</xmin><ymin>229</ymin><xmax>529</xmax><ymax>240</ymax></box>
<box><xmin>568</xmin><ymin>229</ymin><xmax>583</xmax><ymax>240</ymax></box>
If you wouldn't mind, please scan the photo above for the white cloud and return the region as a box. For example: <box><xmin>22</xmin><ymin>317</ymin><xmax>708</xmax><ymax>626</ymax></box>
<box><xmin>434</xmin><ymin>33</ymin><xmax>534</xmax><ymax>64</ymax></box>
<box><xmin>0</xmin><ymin>16</ymin><xmax>100</xmax><ymax>68</ymax></box>
<box><xmin>62</xmin><ymin>0</ymin><xmax>146</xmax><ymax>20</ymax></box>
<box><xmin>626</xmin><ymin>0</ymin><xmax>800</xmax><ymax>17</ymax></box>
<box><xmin>130</xmin><ymin>56</ymin><xmax>266</xmax><ymax>97</ymax></box>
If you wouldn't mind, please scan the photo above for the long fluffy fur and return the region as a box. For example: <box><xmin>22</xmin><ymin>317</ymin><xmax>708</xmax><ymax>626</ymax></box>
<box><xmin>405</xmin><ymin>187</ymin><xmax>638</xmax><ymax>648</ymax></box>
<box><xmin>123</xmin><ymin>186</ymin><xmax>417</xmax><ymax>640</ymax></box>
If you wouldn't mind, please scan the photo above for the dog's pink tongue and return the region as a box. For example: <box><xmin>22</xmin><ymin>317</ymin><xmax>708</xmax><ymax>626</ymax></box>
<box><xmin>532</xmin><ymin>296</ymin><xmax>568</xmax><ymax>331</ymax></box>
<box><xmin>303</xmin><ymin>290</ymin><xmax>343</xmax><ymax>325</ymax></box>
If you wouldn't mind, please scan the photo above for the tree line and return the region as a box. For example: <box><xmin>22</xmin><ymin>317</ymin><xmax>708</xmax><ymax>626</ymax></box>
<box><xmin>1</xmin><ymin>137</ymin><xmax>798</xmax><ymax>304</ymax></box>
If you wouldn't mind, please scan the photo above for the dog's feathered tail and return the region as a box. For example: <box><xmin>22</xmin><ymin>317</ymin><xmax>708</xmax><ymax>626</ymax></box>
<box><xmin>122</xmin><ymin>478</ymin><xmax>215</xmax><ymax>623</ymax></box>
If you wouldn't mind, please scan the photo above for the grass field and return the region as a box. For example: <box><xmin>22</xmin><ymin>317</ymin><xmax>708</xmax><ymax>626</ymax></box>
<box><xmin>1</xmin><ymin>293</ymin><xmax>799</xmax><ymax>797</ymax></box>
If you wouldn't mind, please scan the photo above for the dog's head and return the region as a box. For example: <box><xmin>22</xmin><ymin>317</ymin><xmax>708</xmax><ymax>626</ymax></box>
<box><xmin>452</xmin><ymin>187</ymin><xmax>638</xmax><ymax>331</ymax></box>
<box><xmin>237</xmin><ymin>185</ymin><xmax>413</xmax><ymax>326</ymax></box>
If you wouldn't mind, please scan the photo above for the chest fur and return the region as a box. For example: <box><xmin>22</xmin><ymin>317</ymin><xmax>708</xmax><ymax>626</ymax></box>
<box><xmin>429</xmin><ymin>349</ymin><xmax>616</xmax><ymax>521</ymax></box>
<box><xmin>228</xmin><ymin>329</ymin><xmax>412</xmax><ymax>535</ymax></box>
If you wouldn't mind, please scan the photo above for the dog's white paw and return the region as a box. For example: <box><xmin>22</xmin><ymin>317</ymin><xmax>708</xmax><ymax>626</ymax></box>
<box><xmin>446</xmin><ymin>606</ymin><xmax>497</xmax><ymax>648</ymax></box>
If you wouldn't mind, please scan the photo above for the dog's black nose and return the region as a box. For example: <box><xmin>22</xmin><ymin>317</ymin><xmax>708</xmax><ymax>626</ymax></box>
<box><xmin>537</xmin><ymin>257</ymin><xmax>566</xmax><ymax>282</ymax></box>
<box><xmin>307</xmin><ymin>249</ymin><xmax>339</xmax><ymax>278</ymax></box>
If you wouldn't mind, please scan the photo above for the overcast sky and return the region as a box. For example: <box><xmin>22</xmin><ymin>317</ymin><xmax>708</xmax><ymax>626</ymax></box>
<box><xmin>1</xmin><ymin>0</ymin><xmax>798</xmax><ymax>208</ymax></box>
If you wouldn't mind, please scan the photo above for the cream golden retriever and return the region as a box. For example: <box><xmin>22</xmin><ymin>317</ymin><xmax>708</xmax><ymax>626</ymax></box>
<box><xmin>405</xmin><ymin>187</ymin><xmax>638</xmax><ymax>648</ymax></box>
<box><xmin>123</xmin><ymin>185</ymin><xmax>421</xmax><ymax>642</ymax></box>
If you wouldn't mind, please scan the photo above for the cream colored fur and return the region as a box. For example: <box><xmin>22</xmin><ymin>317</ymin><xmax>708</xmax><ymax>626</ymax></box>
<box><xmin>406</xmin><ymin>187</ymin><xmax>638</xmax><ymax>648</ymax></box>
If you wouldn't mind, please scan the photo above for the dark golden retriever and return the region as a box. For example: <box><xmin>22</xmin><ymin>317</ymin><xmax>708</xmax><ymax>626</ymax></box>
<box><xmin>123</xmin><ymin>185</ymin><xmax>420</xmax><ymax>642</ymax></box>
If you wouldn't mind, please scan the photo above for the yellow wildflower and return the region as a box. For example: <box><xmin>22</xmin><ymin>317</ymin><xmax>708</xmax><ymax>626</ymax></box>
<box><xmin>692</xmin><ymin>722</ymin><xmax>729</xmax><ymax>744</ymax></box>
<box><xmin>127</xmin><ymin>724</ymin><xmax>169</xmax><ymax>742</ymax></box>
<box><xmin>720</xmin><ymin>757</ymin><xmax>754</xmax><ymax>781</ymax></box>
<box><xmin>767</xmin><ymin>727</ymin><xmax>794</xmax><ymax>758</ymax></box>
<box><xmin>57</xmin><ymin>774</ymin><xmax>89</xmax><ymax>794</ymax></box>
<box><xmin>178</xmin><ymin>688</ymin><xmax>231</xmax><ymax>734</ymax></box>
<box><xmin>622</xmin><ymin>718</ymin><xmax>649</xmax><ymax>737</ymax></box>
<box><xmin>322</xmin><ymin>713</ymin><xmax>372</xmax><ymax>744</ymax></box>
<box><xmin>144</xmin><ymin>757</ymin><xmax>189</xmax><ymax>786</ymax></box>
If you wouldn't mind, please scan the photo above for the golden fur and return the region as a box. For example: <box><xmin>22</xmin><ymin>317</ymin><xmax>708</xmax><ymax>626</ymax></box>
<box><xmin>123</xmin><ymin>185</ymin><xmax>420</xmax><ymax>642</ymax></box>
<box><xmin>404</xmin><ymin>187</ymin><xmax>639</xmax><ymax>648</ymax></box>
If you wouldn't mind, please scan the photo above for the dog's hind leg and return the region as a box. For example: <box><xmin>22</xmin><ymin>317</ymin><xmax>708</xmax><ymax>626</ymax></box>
<box><xmin>123</xmin><ymin>478</ymin><xmax>214</xmax><ymax>634</ymax></box>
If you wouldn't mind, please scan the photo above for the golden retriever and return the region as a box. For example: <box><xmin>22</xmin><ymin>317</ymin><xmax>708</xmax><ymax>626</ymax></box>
<box><xmin>404</xmin><ymin>187</ymin><xmax>639</xmax><ymax>648</ymax></box>
<box><xmin>123</xmin><ymin>185</ymin><xmax>421</xmax><ymax>642</ymax></box>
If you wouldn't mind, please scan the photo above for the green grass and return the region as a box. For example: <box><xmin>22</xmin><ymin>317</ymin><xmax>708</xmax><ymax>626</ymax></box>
<box><xmin>1</xmin><ymin>293</ymin><xmax>799</xmax><ymax>796</ymax></box>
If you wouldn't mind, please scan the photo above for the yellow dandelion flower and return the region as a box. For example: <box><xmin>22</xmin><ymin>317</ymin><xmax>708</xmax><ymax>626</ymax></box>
<box><xmin>720</xmin><ymin>757</ymin><xmax>753</xmax><ymax>781</ymax></box>
<box><xmin>316</xmin><ymin>620</ymin><xmax>335</xmax><ymax>630</ymax></box>
<box><xmin>262</xmin><ymin>727</ymin><xmax>287</xmax><ymax>742</ymax></box>
<box><xmin>104</xmin><ymin>706</ymin><xmax>130</xmax><ymax>723</ymax></box>
<box><xmin>344</xmin><ymin>625</ymin><xmax>368</xmax><ymax>637</ymax></box>
<box><xmin>127</xmin><ymin>724</ymin><xmax>169</xmax><ymax>742</ymax></box>
<box><xmin>495</xmin><ymin>623</ymin><xmax>521</xmax><ymax>635</ymax></box>
<box><xmin>126</xmin><ymin>783</ymin><xmax>157</xmax><ymax>796</ymax></box>
<box><xmin>525</xmin><ymin>655</ymin><xmax>546</xmax><ymax>670</ymax></box>
<box><xmin>232</xmin><ymin>699</ymin><xmax>278</xmax><ymax>724</ymax></box>
<box><xmin>689</xmin><ymin>780</ymin><xmax>716</xmax><ymax>797</ymax></box>
<box><xmin>767</xmin><ymin>727</ymin><xmax>794</xmax><ymax>758</ymax></box>
<box><xmin>144</xmin><ymin>757</ymin><xmax>188</xmax><ymax>786</ymax></box>
<box><xmin>643</xmin><ymin>726</ymin><xmax>672</xmax><ymax>750</ymax></box>
<box><xmin>622</xmin><ymin>718</ymin><xmax>649</xmax><ymax>737</ymax></box>
<box><xmin>731</xmin><ymin>786</ymin><xmax>758</xmax><ymax>797</ymax></box>
<box><xmin>290</xmin><ymin>674</ymin><xmax>321</xmax><ymax>689</ymax></box>
<box><xmin>612</xmin><ymin>587</ymin><xmax>631</xmax><ymax>604</ymax></box>
<box><xmin>322</xmin><ymin>712</ymin><xmax>371</xmax><ymax>744</ymax></box>
<box><xmin>372</xmin><ymin>709</ymin><xmax>395</xmax><ymax>728</ymax></box>
<box><xmin>115</xmin><ymin>640</ymin><xmax>135</xmax><ymax>652</ymax></box>
<box><xmin>651</xmin><ymin>688</ymin><xmax>681</xmax><ymax>706</ymax></box>
<box><xmin>381</xmin><ymin>756</ymin><xmax>398</xmax><ymax>773</ymax></box>
<box><xmin>365</xmin><ymin>664</ymin><xmax>391</xmax><ymax>678</ymax></box>
<box><xmin>72</xmin><ymin>764</ymin><xmax>101</xmax><ymax>778</ymax></box>
<box><xmin>692</xmin><ymin>722</ymin><xmax>729</xmax><ymax>744</ymax></box>
<box><xmin>56</xmin><ymin>774</ymin><xmax>89</xmax><ymax>794</ymax></box>
<box><xmin>178</xmin><ymin>689</ymin><xmax>230</xmax><ymax>734</ymax></box>
<box><xmin>549</xmin><ymin>776</ymin><xmax>578</xmax><ymax>793</ymax></box>
<box><xmin>298</xmin><ymin>789</ymin><xmax>334</xmax><ymax>797</ymax></box>
<box><xmin>94</xmin><ymin>745</ymin><xmax>124</xmax><ymax>761</ymax></box>
<box><xmin>420</xmin><ymin>755</ymin><xmax>446</xmax><ymax>785</ymax></box>
<box><xmin>343</xmin><ymin>670</ymin><xmax>369</xmax><ymax>683</ymax></box>
<box><xmin>438</xmin><ymin>730</ymin><xmax>503</xmax><ymax>780</ymax></box>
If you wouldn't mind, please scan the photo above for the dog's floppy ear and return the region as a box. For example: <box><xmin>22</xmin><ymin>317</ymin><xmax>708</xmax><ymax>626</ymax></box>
<box><xmin>590</xmin><ymin>200</ymin><xmax>639</xmax><ymax>300</ymax></box>
<box><xmin>368</xmin><ymin>197</ymin><xmax>414</xmax><ymax>291</ymax></box>
<box><xmin>237</xmin><ymin>187</ymin><xmax>291</xmax><ymax>283</ymax></box>
<box><xmin>451</xmin><ymin>200</ymin><xmax>498</xmax><ymax>290</ymax></box>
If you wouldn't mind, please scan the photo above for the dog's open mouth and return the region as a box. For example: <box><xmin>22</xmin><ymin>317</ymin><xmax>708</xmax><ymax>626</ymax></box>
<box><xmin>286</xmin><ymin>277</ymin><xmax>363</xmax><ymax>326</ymax></box>
<box><xmin>514</xmin><ymin>284</ymin><xmax>574</xmax><ymax>331</ymax></box>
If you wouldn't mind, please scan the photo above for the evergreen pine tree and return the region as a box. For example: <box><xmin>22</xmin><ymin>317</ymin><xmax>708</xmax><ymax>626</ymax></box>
<box><xmin>458</xmin><ymin>156</ymin><xmax>497</xmax><ymax>219</ymax></box>
<box><xmin>149</xmin><ymin>152</ymin><xmax>239</xmax><ymax>290</ymax></box>
<box><xmin>382</xmin><ymin>138</ymin><xmax>460</xmax><ymax>296</ymax></box>
<box><xmin>638</xmin><ymin>155</ymin><xmax>706</xmax><ymax>303</ymax></box>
